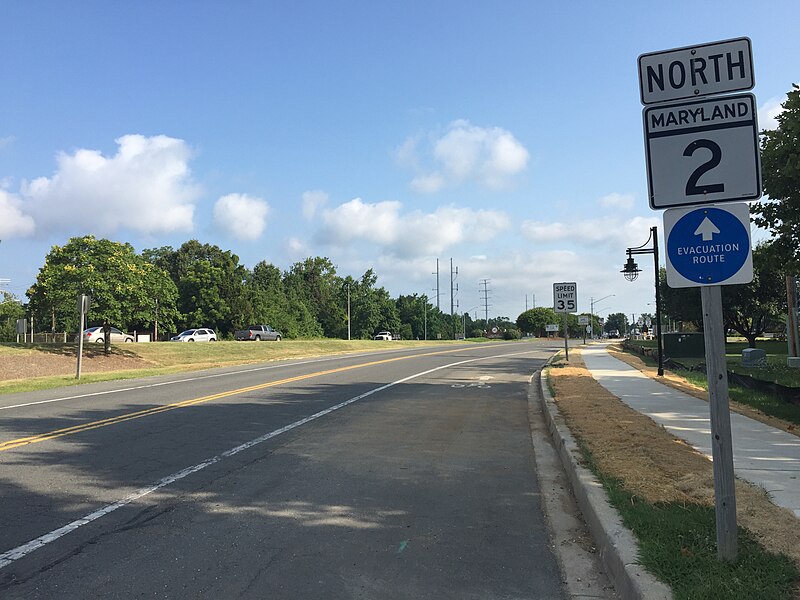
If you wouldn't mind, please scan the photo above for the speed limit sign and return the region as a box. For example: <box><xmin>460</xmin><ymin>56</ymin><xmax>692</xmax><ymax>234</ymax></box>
<box><xmin>643</xmin><ymin>93</ymin><xmax>761</xmax><ymax>209</ymax></box>
<box><xmin>553</xmin><ymin>282</ymin><xmax>577</xmax><ymax>313</ymax></box>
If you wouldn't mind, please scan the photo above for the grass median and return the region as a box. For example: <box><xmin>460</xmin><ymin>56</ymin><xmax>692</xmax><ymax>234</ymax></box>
<box><xmin>546</xmin><ymin>350</ymin><xmax>799</xmax><ymax>600</ymax></box>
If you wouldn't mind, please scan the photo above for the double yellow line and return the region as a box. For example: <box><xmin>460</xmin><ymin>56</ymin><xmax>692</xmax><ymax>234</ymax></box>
<box><xmin>1</xmin><ymin>345</ymin><xmax>496</xmax><ymax>452</ymax></box>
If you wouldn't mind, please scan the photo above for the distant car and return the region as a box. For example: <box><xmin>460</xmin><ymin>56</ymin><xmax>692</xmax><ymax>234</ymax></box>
<box><xmin>234</xmin><ymin>325</ymin><xmax>282</xmax><ymax>341</ymax></box>
<box><xmin>170</xmin><ymin>328</ymin><xmax>217</xmax><ymax>342</ymax></box>
<box><xmin>373</xmin><ymin>331</ymin><xmax>393</xmax><ymax>340</ymax></box>
<box><xmin>78</xmin><ymin>326</ymin><xmax>134</xmax><ymax>344</ymax></box>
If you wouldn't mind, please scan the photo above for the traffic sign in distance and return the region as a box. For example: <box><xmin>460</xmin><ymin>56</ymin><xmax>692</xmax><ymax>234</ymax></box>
<box><xmin>553</xmin><ymin>282</ymin><xmax>577</xmax><ymax>313</ymax></box>
<box><xmin>643</xmin><ymin>93</ymin><xmax>761</xmax><ymax>209</ymax></box>
<box><xmin>664</xmin><ymin>203</ymin><xmax>753</xmax><ymax>288</ymax></box>
<box><xmin>638</xmin><ymin>37</ymin><xmax>754</xmax><ymax>105</ymax></box>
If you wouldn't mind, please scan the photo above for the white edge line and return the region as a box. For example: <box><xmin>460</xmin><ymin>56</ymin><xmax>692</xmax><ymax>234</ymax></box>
<box><xmin>0</xmin><ymin>348</ymin><xmax>541</xmax><ymax>570</ymax></box>
<box><xmin>0</xmin><ymin>344</ymin><xmax>473</xmax><ymax>411</ymax></box>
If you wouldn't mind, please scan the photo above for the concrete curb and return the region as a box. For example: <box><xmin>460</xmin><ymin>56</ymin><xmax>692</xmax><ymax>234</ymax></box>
<box><xmin>538</xmin><ymin>366</ymin><xmax>673</xmax><ymax>600</ymax></box>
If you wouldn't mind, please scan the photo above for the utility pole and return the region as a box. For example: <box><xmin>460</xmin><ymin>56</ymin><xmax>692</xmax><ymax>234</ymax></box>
<box><xmin>432</xmin><ymin>259</ymin><xmax>440</xmax><ymax>310</ymax></box>
<box><xmin>525</xmin><ymin>294</ymin><xmax>528</xmax><ymax>311</ymax></box>
<box><xmin>450</xmin><ymin>258</ymin><xmax>458</xmax><ymax>339</ymax></box>
<box><xmin>480</xmin><ymin>279</ymin><xmax>491</xmax><ymax>323</ymax></box>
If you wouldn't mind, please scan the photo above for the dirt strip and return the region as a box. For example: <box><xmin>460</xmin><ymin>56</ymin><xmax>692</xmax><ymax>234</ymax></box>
<box><xmin>547</xmin><ymin>349</ymin><xmax>799</xmax><ymax>568</ymax></box>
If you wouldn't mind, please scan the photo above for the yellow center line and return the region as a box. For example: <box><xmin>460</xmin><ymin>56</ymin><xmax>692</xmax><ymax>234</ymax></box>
<box><xmin>1</xmin><ymin>344</ymin><xmax>508</xmax><ymax>452</ymax></box>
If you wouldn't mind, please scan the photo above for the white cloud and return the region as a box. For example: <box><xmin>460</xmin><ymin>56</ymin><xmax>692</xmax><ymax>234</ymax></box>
<box><xmin>213</xmin><ymin>193</ymin><xmax>270</xmax><ymax>240</ymax></box>
<box><xmin>302</xmin><ymin>190</ymin><xmax>329</xmax><ymax>220</ymax></box>
<box><xmin>285</xmin><ymin>236</ymin><xmax>309</xmax><ymax>257</ymax></box>
<box><xmin>315</xmin><ymin>198</ymin><xmax>510</xmax><ymax>257</ymax></box>
<box><xmin>600</xmin><ymin>192</ymin><xmax>635</xmax><ymax>210</ymax></box>
<box><xmin>410</xmin><ymin>173</ymin><xmax>445</xmax><ymax>194</ymax></box>
<box><xmin>758</xmin><ymin>95</ymin><xmax>784</xmax><ymax>131</ymax></box>
<box><xmin>0</xmin><ymin>190</ymin><xmax>35</xmax><ymax>238</ymax></box>
<box><xmin>18</xmin><ymin>134</ymin><xmax>199</xmax><ymax>236</ymax></box>
<box><xmin>0</xmin><ymin>135</ymin><xmax>15</xmax><ymax>150</ymax></box>
<box><xmin>397</xmin><ymin>120</ymin><xmax>529</xmax><ymax>193</ymax></box>
<box><xmin>521</xmin><ymin>215</ymin><xmax>659</xmax><ymax>248</ymax></box>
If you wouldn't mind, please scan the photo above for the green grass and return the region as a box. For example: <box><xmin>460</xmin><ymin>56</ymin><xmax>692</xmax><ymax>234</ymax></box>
<box><xmin>625</xmin><ymin>339</ymin><xmax>800</xmax><ymax>386</ymax></box>
<box><xmin>576</xmin><ymin>440</ymin><xmax>799</xmax><ymax>600</ymax></box>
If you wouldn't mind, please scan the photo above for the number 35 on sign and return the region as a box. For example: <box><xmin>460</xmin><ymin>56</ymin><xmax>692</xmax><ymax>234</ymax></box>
<box><xmin>553</xmin><ymin>282</ymin><xmax>577</xmax><ymax>313</ymax></box>
<box><xmin>643</xmin><ymin>93</ymin><xmax>761</xmax><ymax>209</ymax></box>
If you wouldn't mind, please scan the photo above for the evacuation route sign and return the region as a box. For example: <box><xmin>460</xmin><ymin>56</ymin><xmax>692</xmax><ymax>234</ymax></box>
<box><xmin>664</xmin><ymin>203</ymin><xmax>752</xmax><ymax>288</ymax></box>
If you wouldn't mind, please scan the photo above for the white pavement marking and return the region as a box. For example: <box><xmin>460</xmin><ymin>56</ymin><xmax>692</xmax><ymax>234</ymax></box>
<box><xmin>582</xmin><ymin>344</ymin><xmax>800</xmax><ymax>519</ymax></box>
<box><xmin>0</xmin><ymin>347</ymin><xmax>448</xmax><ymax>412</ymax></box>
<box><xmin>0</xmin><ymin>348</ymin><xmax>542</xmax><ymax>570</ymax></box>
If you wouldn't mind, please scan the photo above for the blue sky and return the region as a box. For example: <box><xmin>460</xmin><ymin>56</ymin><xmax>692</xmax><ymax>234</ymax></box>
<box><xmin>1</xmin><ymin>2</ymin><xmax>797</xmax><ymax>324</ymax></box>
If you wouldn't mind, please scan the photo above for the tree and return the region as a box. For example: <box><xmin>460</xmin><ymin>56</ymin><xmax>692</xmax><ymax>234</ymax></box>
<box><xmin>722</xmin><ymin>242</ymin><xmax>786</xmax><ymax>347</ymax></box>
<box><xmin>396</xmin><ymin>294</ymin><xmax>430</xmax><ymax>339</ymax></box>
<box><xmin>244</xmin><ymin>261</ymin><xmax>317</xmax><ymax>338</ymax></box>
<box><xmin>0</xmin><ymin>292</ymin><xmax>25</xmax><ymax>342</ymax></box>
<box><xmin>144</xmin><ymin>241</ymin><xmax>248</xmax><ymax>337</ymax></box>
<box><xmin>28</xmin><ymin>236</ymin><xmax>177</xmax><ymax>353</ymax></box>
<box><xmin>659</xmin><ymin>267</ymin><xmax>703</xmax><ymax>330</ymax></box>
<box><xmin>346</xmin><ymin>269</ymin><xmax>399</xmax><ymax>339</ymax></box>
<box><xmin>284</xmin><ymin>257</ymin><xmax>343</xmax><ymax>337</ymax></box>
<box><xmin>517</xmin><ymin>307</ymin><xmax>558</xmax><ymax>336</ymax></box>
<box><xmin>604</xmin><ymin>312</ymin><xmax>628</xmax><ymax>336</ymax></box>
<box><xmin>752</xmin><ymin>84</ymin><xmax>800</xmax><ymax>271</ymax></box>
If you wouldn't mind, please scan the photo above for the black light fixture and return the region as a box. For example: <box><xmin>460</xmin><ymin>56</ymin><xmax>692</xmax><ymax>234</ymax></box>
<box><xmin>622</xmin><ymin>226</ymin><xmax>664</xmax><ymax>376</ymax></box>
<box><xmin>621</xmin><ymin>256</ymin><xmax>641</xmax><ymax>282</ymax></box>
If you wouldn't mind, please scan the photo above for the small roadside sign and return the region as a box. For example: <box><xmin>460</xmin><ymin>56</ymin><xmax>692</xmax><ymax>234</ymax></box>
<box><xmin>578</xmin><ymin>315</ymin><xmax>589</xmax><ymax>325</ymax></box>
<box><xmin>643</xmin><ymin>93</ymin><xmax>761</xmax><ymax>209</ymax></box>
<box><xmin>545</xmin><ymin>324</ymin><xmax>559</xmax><ymax>332</ymax></box>
<box><xmin>638</xmin><ymin>37</ymin><xmax>754</xmax><ymax>105</ymax></box>
<box><xmin>553</xmin><ymin>282</ymin><xmax>577</xmax><ymax>313</ymax></box>
<box><xmin>664</xmin><ymin>203</ymin><xmax>753</xmax><ymax>288</ymax></box>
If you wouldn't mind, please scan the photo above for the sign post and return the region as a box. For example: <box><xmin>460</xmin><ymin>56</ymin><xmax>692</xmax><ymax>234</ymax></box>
<box><xmin>640</xmin><ymin>37</ymin><xmax>760</xmax><ymax>562</ymax></box>
<box><xmin>579</xmin><ymin>315</ymin><xmax>589</xmax><ymax>344</ymax></box>
<box><xmin>76</xmin><ymin>294</ymin><xmax>90</xmax><ymax>380</ymax></box>
<box><xmin>554</xmin><ymin>282</ymin><xmax>577</xmax><ymax>361</ymax></box>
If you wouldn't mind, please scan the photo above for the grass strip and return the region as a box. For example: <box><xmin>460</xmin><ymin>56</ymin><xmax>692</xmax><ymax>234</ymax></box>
<box><xmin>575</xmin><ymin>439</ymin><xmax>799</xmax><ymax>600</ymax></box>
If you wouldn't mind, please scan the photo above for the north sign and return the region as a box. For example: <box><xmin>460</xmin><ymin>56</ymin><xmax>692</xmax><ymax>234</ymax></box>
<box><xmin>643</xmin><ymin>93</ymin><xmax>761</xmax><ymax>209</ymax></box>
<box><xmin>664</xmin><ymin>203</ymin><xmax>752</xmax><ymax>288</ymax></box>
<box><xmin>553</xmin><ymin>282</ymin><xmax>577</xmax><ymax>313</ymax></box>
<box><xmin>638</xmin><ymin>37</ymin><xmax>753</xmax><ymax>105</ymax></box>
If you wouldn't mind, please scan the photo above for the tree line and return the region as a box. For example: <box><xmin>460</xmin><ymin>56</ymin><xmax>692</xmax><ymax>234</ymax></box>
<box><xmin>4</xmin><ymin>236</ymin><xmax>518</xmax><ymax>347</ymax></box>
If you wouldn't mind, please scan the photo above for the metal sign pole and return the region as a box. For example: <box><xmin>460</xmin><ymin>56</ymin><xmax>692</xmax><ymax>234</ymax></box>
<box><xmin>700</xmin><ymin>285</ymin><xmax>737</xmax><ymax>561</ymax></box>
<box><xmin>76</xmin><ymin>294</ymin><xmax>85</xmax><ymax>380</ymax></box>
<box><xmin>563</xmin><ymin>314</ymin><xmax>569</xmax><ymax>361</ymax></box>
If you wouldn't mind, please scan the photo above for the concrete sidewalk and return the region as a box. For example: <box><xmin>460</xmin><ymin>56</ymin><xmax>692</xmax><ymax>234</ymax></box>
<box><xmin>582</xmin><ymin>344</ymin><xmax>800</xmax><ymax>519</ymax></box>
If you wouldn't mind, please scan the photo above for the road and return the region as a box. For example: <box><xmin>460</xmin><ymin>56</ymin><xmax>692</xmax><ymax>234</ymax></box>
<box><xmin>0</xmin><ymin>340</ymin><xmax>586</xmax><ymax>599</ymax></box>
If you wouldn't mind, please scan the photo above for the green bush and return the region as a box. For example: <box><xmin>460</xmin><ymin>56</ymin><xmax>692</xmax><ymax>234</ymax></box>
<box><xmin>503</xmin><ymin>328</ymin><xmax>521</xmax><ymax>340</ymax></box>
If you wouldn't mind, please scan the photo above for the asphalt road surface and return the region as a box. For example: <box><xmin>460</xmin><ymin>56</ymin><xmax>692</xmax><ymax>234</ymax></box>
<box><xmin>1</xmin><ymin>340</ymin><xmax>577</xmax><ymax>599</ymax></box>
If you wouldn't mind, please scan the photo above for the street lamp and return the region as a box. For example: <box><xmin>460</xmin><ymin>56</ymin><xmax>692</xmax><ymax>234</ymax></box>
<box><xmin>621</xmin><ymin>226</ymin><xmax>664</xmax><ymax>376</ymax></box>
<box><xmin>590</xmin><ymin>294</ymin><xmax>615</xmax><ymax>339</ymax></box>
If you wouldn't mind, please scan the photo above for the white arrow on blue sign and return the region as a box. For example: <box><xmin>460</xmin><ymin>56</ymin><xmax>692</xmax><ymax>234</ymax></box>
<box><xmin>664</xmin><ymin>203</ymin><xmax>753</xmax><ymax>288</ymax></box>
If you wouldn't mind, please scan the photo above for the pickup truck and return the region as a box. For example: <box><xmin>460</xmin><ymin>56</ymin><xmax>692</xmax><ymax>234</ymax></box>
<box><xmin>373</xmin><ymin>331</ymin><xmax>393</xmax><ymax>341</ymax></box>
<box><xmin>234</xmin><ymin>325</ymin><xmax>282</xmax><ymax>341</ymax></box>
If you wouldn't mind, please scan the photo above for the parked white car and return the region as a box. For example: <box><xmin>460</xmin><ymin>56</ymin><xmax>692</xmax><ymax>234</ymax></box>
<box><xmin>170</xmin><ymin>328</ymin><xmax>217</xmax><ymax>342</ymax></box>
<box><xmin>373</xmin><ymin>331</ymin><xmax>393</xmax><ymax>340</ymax></box>
<box><xmin>78</xmin><ymin>326</ymin><xmax>134</xmax><ymax>344</ymax></box>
